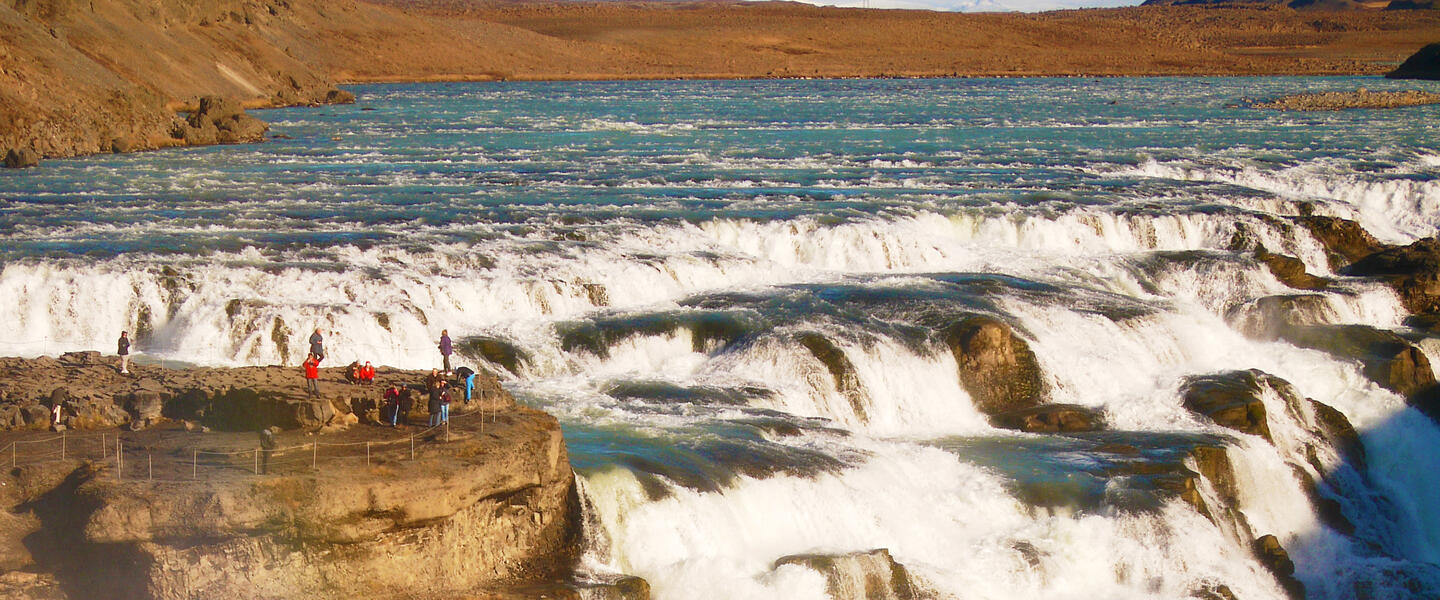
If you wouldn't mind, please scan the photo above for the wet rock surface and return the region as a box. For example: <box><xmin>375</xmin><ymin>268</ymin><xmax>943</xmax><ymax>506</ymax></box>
<box><xmin>944</xmin><ymin>316</ymin><xmax>1046</xmax><ymax>415</ymax></box>
<box><xmin>1342</xmin><ymin>236</ymin><xmax>1440</xmax><ymax>316</ymax></box>
<box><xmin>1291</xmin><ymin>215</ymin><xmax>1389</xmax><ymax>270</ymax></box>
<box><xmin>988</xmin><ymin>403</ymin><xmax>1105</xmax><ymax>433</ymax></box>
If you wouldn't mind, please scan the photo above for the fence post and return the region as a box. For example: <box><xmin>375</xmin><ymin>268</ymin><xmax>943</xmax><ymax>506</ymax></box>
<box><xmin>193</xmin><ymin>451</ymin><xmax>197</xmax><ymax>480</ymax></box>
<box><xmin>445</xmin><ymin>420</ymin><xmax>450</xmax><ymax>442</ymax></box>
<box><xmin>366</xmin><ymin>442</ymin><xmax>370</xmax><ymax>467</ymax></box>
<box><xmin>116</xmin><ymin>439</ymin><xmax>122</xmax><ymax>481</ymax></box>
<box><xmin>254</xmin><ymin>448</ymin><xmax>259</xmax><ymax>475</ymax></box>
<box><xmin>102</xmin><ymin>433</ymin><xmax>106</xmax><ymax>460</ymax></box>
<box><xmin>312</xmin><ymin>442</ymin><xmax>317</xmax><ymax>470</ymax></box>
<box><xmin>410</xmin><ymin>435</ymin><xmax>414</xmax><ymax>460</ymax></box>
<box><xmin>10</xmin><ymin>442</ymin><xmax>14</xmax><ymax>469</ymax></box>
<box><xmin>148</xmin><ymin>454</ymin><xmax>152</xmax><ymax>481</ymax></box>
<box><xmin>61</xmin><ymin>431</ymin><xmax>66</xmax><ymax>461</ymax></box>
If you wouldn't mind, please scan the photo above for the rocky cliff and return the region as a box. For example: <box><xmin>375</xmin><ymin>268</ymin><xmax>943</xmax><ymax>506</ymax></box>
<box><xmin>0</xmin><ymin>355</ymin><xmax>587</xmax><ymax>600</ymax></box>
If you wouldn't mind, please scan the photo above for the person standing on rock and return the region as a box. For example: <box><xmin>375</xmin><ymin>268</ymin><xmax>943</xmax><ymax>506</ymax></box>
<box><xmin>258</xmin><ymin>429</ymin><xmax>277</xmax><ymax>475</ymax></box>
<box><xmin>438</xmin><ymin>330</ymin><xmax>453</xmax><ymax>374</ymax></box>
<box><xmin>440</xmin><ymin>381</ymin><xmax>452</xmax><ymax>424</ymax></box>
<box><xmin>397</xmin><ymin>386</ymin><xmax>413</xmax><ymax>427</ymax></box>
<box><xmin>117</xmin><ymin>331</ymin><xmax>131</xmax><ymax>375</ymax></box>
<box><xmin>383</xmin><ymin>384</ymin><xmax>401</xmax><ymax>427</ymax></box>
<box><xmin>303</xmin><ymin>353</ymin><xmax>321</xmax><ymax>398</ymax></box>
<box><xmin>309</xmin><ymin>328</ymin><xmax>325</xmax><ymax>363</ymax></box>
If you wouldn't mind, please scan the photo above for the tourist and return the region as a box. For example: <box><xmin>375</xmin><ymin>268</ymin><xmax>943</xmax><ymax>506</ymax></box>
<box><xmin>383</xmin><ymin>384</ymin><xmax>401</xmax><ymax>427</ymax></box>
<box><xmin>303</xmin><ymin>353</ymin><xmax>320</xmax><ymax>397</ymax></box>
<box><xmin>117</xmin><ymin>331</ymin><xmax>131</xmax><ymax>375</ymax></box>
<box><xmin>361</xmin><ymin>361</ymin><xmax>376</xmax><ymax>384</ymax></box>
<box><xmin>440</xmin><ymin>381</ymin><xmax>451</xmax><ymax>424</ymax></box>
<box><xmin>309</xmin><ymin>328</ymin><xmax>325</xmax><ymax>363</ymax></box>
<box><xmin>397</xmin><ymin>386</ymin><xmax>413</xmax><ymax>426</ymax></box>
<box><xmin>455</xmin><ymin>366</ymin><xmax>476</xmax><ymax>403</ymax></box>
<box><xmin>427</xmin><ymin>368</ymin><xmax>443</xmax><ymax>392</ymax></box>
<box><xmin>427</xmin><ymin>382</ymin><xmax>442</xmax><ymax>427</ymax></box>
<box><xmin>346</xmin><ymin>361</ymin><xmax>362</xmax><ymax>384</ymax></box>
<box><xmin>438</xmin><ymin>329</ymin><xmax>453</xmax><ymax>374</ymax></box>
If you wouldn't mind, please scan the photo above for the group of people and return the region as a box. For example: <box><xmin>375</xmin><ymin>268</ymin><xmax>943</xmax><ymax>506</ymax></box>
<box><xmin>299</xmin><ymin>327</ymin><xmax>475</xmax><ymax>428</ymax></box>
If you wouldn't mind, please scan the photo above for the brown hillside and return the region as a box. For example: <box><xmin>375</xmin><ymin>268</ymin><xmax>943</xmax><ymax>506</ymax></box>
<box><xmin>2</xmin><ymin>0</ymin><xmax>1438</xmax><ymax>162</ymax></box>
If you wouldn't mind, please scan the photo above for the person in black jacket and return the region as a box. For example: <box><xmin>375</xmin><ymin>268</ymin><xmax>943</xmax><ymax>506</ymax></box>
<box><xmin>117</xmin><ymin>331</ymin><xmax>131</xmax><ymax>375</ymax></box>
<box><xmin>428</xmin><ymin>384</ymin><xmax>442</xmax><ymax>427</ymax></box>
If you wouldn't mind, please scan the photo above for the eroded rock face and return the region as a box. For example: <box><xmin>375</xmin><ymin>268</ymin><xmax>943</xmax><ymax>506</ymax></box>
<box><xmin>1291</xmin><ymin>216</ymin><xmax>1388</xmax><ymax>270</ymax></box>
<box><xmin>1342</xmin><ymin>236</ymin><xmax>1440</xmax><ymax>316</ymax></box>
<box><xmin>3</xmin><ymin>147</ymin><xmax>40</xmax><ymax>168</ymax></box>
<box><xmin>10</xmin><ymin>395</ymin><xmax>581</xmax><ymax>600</ymax></box>
<box><xmin>1283</xmin><ymin>324</ymin><xmax>1436</xmax><ymax>397</ymax></box>
<box><xmin>774</xmin><ymin>548</ymin><xmax>918</xmax><ymax>600</ymax></box>
<box><xmin>797</xmin><ymin>332</ymin><xmax>868</xmax><ymax>422</ymax></box>
<box><xmin>1254</xmin><ymin>247</ymin><xmax>1329</xmax><ymax>290</ymax></box>
<box><xmin>944</xmin><ymin>316</ymin><xmax>1046</xmax><ymax>415</ymax></box>
<box><xmin>1387</xmin><ymin>42</ymin><xmax>1440</xmax><ymax>80</ymax></box>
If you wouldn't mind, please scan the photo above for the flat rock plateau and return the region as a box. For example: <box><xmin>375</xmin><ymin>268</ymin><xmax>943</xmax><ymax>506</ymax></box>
<box><xmin>0</xmin><ymin>354</ymin><xmax>597</xmax><ymax>600</ymax></box>
<box><xmin>2</xmin><ymin>0</ymin><xmax>1440</xmax><ymax>162</ymax></box>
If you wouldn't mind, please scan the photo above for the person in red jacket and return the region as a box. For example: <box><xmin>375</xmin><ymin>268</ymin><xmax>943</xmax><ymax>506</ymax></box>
<box><xmin>303</xmin><ymin>353</ymin><xmax>321</xmax><ymax>398</ymax></box>
<box><xmin>360</xmin><ymin>361</ymin><xmax>376</xmax><ymax>384</ymax></box>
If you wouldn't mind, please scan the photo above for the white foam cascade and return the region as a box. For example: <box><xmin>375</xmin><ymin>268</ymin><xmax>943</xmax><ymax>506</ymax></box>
<box><xmin>1121</xmin><ymin>159</ymin><xmax>1440</xmax><ymax>244</ymax></box>
<box><xmin>579</xmin><ymin>441</ymin><xmax>1292</xmax><ymax>600</ymax></box>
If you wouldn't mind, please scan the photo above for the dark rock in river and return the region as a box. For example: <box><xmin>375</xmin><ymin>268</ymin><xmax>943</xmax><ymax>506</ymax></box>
<box><xmin>1182</xmin><ymin>371</ymin><xmax>1273</xmax><ymax>441</ymax></box>
<box><xmin>3</xmin><ymin>147</ymin><xmax>40</xmax><ymax>168</ymax></box>
<box><xmin>460</xmin><ymin>335</ymin><xmax>533</xmax><ymax>376</ymax></box>
<box><xmin>1387</xmin><ymin>42</ymin><xmax>1440</xmax><ymax>80</ymax></box>
<box><xmin>1254</xmin><ymin>534</ymin><xmax>1306</xmax><ymax>600</ymax></box>
<box><xmin>1228</xmin><ymin>294</ymin><xmax>1337</xmax><ymax>341</ymax></box>
<box><xmin>944</xmin><ymin>316</ymin><xmax>1046</xmax><ymax>415</ymax></box>
<box><xmin>989</xmin><ymin>403</ymin><xmax>1105</xmax><ymax>433</ymax></box>
<box><xmin>1291</xmin><ymin>216</ymin><xmax>1387</xmax><ymax>270</ymax></box>
<box><xmin>1191</xmin><ymin>583</ymin><xmax>1239</xmax><ymax>600</ymax></box>
<box><xmin>1255</xmin><ymin>246</ymin><xmax>1329</xmax><ymax>290</ymax></box>
<box><xmin>774</xmin><ymin>548</ymin><xmax>918</xmax><ymax>600</ymax></box>
<box><xmin>1342</xmin><ymin>236</ymin><xmax>1440</xmax><ymax>315</ymax></box>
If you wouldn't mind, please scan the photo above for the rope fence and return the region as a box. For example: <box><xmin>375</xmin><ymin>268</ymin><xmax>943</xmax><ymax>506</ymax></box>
<box><xmin>0</xmin><ymin>400</ymin><xmax>500</xmax><ymax>484</ymax></box>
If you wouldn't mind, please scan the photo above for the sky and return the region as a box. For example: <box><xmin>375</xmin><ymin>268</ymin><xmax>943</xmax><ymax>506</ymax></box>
<box><xmin>794</xmin><ymin>0</ymin><xmax>1142</xmax><ymax>12</ymax></box>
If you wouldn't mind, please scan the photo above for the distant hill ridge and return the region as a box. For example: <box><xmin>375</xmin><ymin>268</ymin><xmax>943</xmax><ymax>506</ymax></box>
<box><xmin>1140</xmin><ymin>0</ymin><xmax>1436</xmax><ymax>9</ymax></box>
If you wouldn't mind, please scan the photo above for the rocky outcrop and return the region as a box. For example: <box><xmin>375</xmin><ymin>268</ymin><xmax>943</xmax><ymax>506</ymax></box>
<box><xmin>1255</xmin><ymin>247</ymin><xmax>1329</xmax><ymax>290</ymax></box>
<box><xmin>1182</xmin><ymin>371</ymin><xmax>1274</xmax><ymax>441</ymax></box>
<box><xmin>1283</xmin><ymin>324</ymin><xmax>1435</xmax><ymax>396</ymax></box>
<box><xmin>1254</xmin><ymin>534</ymin><xmax>1306</xmax><ymax>600</ymax></box>
<box><xmin>1342</xmin><ymin>236</ymin><xmax>1440</xmax><ymax>316</ymax></box>
<box><xmin>1252</xmin><ymin>89</ymin><xmax>1440</xmax><ymax>111</ymax></box>
<box><xmin>0</xmin><ymin>356</ymin><xmax>581</xmax><ymax>600</ymax></box>
<box><xmin>988</xmin><ymin>404</ymin><xmax>1105</xmax><ymax>433</ymax></box>
<box><xmin>1387</xmin><ymin>42</ymin><xmax>1440</xmax><ymax>80</ymax></box>
<box><xmin>774</xmin><ymin>548</ymin><xmax>919</xmax><ymax>600</ymax></box>
<box><xmin>1291</xmin><ymin>216</ymin><xmax>1388</xmax><ymax>270</ymax></box>
<box><xmin>169</xmin><ymin>95</ymin><xmax>268</xmax><ymax>146</ymax></box>
<box><xmin>3</xmin><ymin>148</ymin><xmax>40</xmax><ymax>168</ymax></box>
<box><xmin>460</xmin><ymin>336</ymin><xmax>534</xmax><ymax>376</ymax></box>
<box><xmin>943</xmin><ymin>316</ymin><xmax>1046</xmax><ymax>415</ymax></box>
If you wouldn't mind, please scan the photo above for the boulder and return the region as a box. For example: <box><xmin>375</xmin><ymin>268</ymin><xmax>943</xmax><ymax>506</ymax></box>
<box><xmin>989</xmin><ymin>403</ymin><xmax>1104</xmax><ymax>433</ymax></box>
<box><xmin>20</xmin><ymin>404</ymin><xmax>51</xmax><ymax>428</ymax></box>
<box><xmin>1181</xmin><ymin>371</ymin><xmax>1273</xmax><ymax>441</ymax></box>
<box><xmin>1255</xmin><ymin>247</ymin><xmax>1328</xmax><ymax>290</ymax></box>
<box><xmin>172</xmin><ymin>95</ymin><xmax>269</xmax><ymax>146</ymax></box>
<box><xmin>1387</xmin><ymin>42</ymin><xmax>1440</xmax><ymax>80</ymax></box>
<box><xmin>1342</xmin><ymin>237</ymin><xmax>1440</xmax><ymax>315</ymax></box>
<box><xmin>0</xmin><ymin>405</ymin><xmax>21</xmax><ymax>429</ymax></box>
<box><xmin>1254</xmin><ymin>535</ymin><xmax>1306</xmax><ymax>600</ymax></box>
<box><xmin>3</xmin><ymin>148</ymin><xmax>40</xmax><ymax>169</ymax></box>
<box><xmin>1191</xmin><ymin>584</ymin><xmax>1239</xmax><ymax>600</ymax></box>
<box><xmin>125</xmin><ymin>391</ymin><xmax>164</xmax><ymax>426</ymax></box>
<box><xmin>110</xmin><ymin>136</ymin><xmax>136</xmax><ymax>153</ymax></box>
<box><xmin>774</xmin><ymin>548</ymin><xmax>917</xmax><ymax>600</ymax></box>
<box><xmin>944</xmin><ymin>316</ymin><xmax>1046</xmax><ymax>414</ymax></box>
<box><xmin>325</xmin><ymin>88</ymin><xmax>356</xmax><ymax>104</ymax></box>
<box><xmin>1291</xmin><ymin>216</ymin><xmax>1387</xmax><ymax>270</ymax></box>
